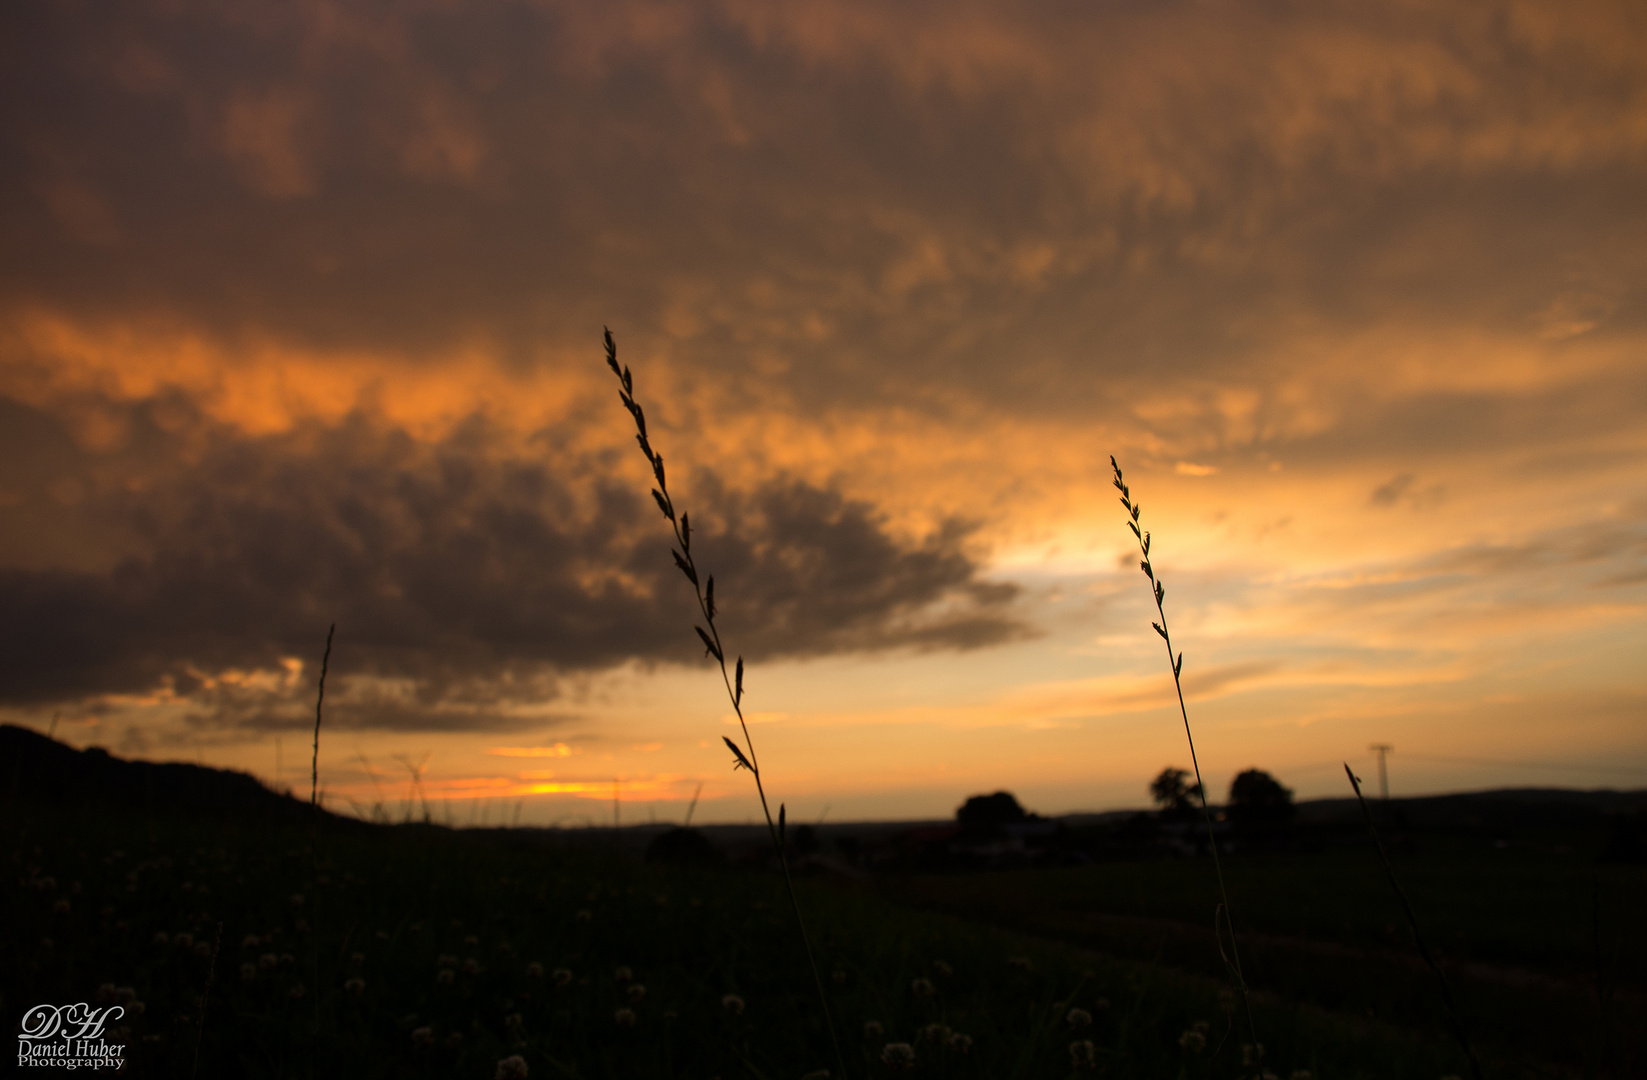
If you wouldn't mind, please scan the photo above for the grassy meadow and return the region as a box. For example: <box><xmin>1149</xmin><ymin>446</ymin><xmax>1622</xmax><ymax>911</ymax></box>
<box><xmin>8</xmin><ymin>792</ymin><xmax>1639</xmax><ymax>1079</ymax></box>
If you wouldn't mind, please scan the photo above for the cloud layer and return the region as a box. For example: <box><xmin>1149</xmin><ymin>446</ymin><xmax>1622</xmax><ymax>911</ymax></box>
<box><xmin>2</xmin><ymin>0</ymin><xmax>1644</xmax><ymax>804</ymax></box>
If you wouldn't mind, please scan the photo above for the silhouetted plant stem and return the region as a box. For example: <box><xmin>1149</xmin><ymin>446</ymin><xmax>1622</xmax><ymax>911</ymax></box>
<box><xmin>309</xmin><ymin>624</ymin><xmax>334</xmax><ymax>1079</ymax></box>
<box><xmin>1344</xmin><ymin>763</ymin><xmax>1482</xmax><ymax>1080</ymax></box>
<box><xmin>191</xmin><ymin>920</ymin><xmax>223</xmax><ymax>1080</ymax></box>
<box><xmin>1110</xmin><ymin>456</ymin><xmax>1260</xmax><ymax>1055</ymax></box>
<box><xmin>604</xmin><ymin>329</ymin><xmax>847</xmax><ymax>1079</ymax></box>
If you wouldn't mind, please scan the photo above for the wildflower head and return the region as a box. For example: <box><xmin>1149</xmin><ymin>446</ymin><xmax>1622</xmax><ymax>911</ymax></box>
<box><xmin>1067</xmin><ymin>1008</ymin><xmax>1092</xmax><ymax>1029</ymax></box>
<box><xmin>614</xmin><ymin>1007</ymin><xmax>636</xmax><ymax>1027</ymax></box>
<box><xmin>862</xmin><ymin>1020</ymin><xmax>884</xmax><ymax>1039</ymax></box>
<box><xmin>880</xmin><ymin>1043</ymin><xmax>916</xmax><ymax>1070</ymax></box>
<box><xmin>614</xmin><ymin>965</ymin><xmax>633</xmax><ymax>983</ymax></box>
<box><xmin>721</xmin><ymin>994</ymin><xmax>744</xmax><ymax>1016</ymax></box>
<box><xmin>174</xmin><ymin>933</ymin><xmax>194</xmax><ymax>950</ymax></box>
<box><xmin>627</xmin><ymin>984</ymin><xmax>646</xmax><ymax>1004</ymax></box>
<box><xmin>495</xmin><ymin>1056</ymin><xmax>529</xmax><ymax>1080</ymax></box>
<box><xmin>242</xmin><ymin>934</ymin><xmax>261</xmax><ymax>949</ymax></box>
<box><xmin>551</xmin><ymin>967</ymin><xmax>573</xmax><ymax>987</ymax></box>
<box><xmin>1179</xmin><ymin>1029</ymin><xmax>1206</xmax><ymax>1053</ymax></box>
<box><xmin>526</xmin><ymin>962</ymin><xmax>544</xmax><ymax>978</ymax></box>
<box><xmin>920</xmin><ymin>1023</ymin><xmax>950</xmax><ymax>1043</ymax></box>
<box><xmin>948</xmin><ymin>1032</ymin><xmax>973</xmax><ymax>1053</ymax></box>
<box><xmin>1069</xmin><ymin>1041</ymin><xmax>1097</xmax><ymax>1070</ymax></box>
<box><xmin>436</xmin><ymin>969</ymin><xmax>455</xmax><ymax>985</ymax></box>
<box><xmin>910</xmin><ymin>977</ymin><xmax>935</xmax><ymax>997</ymax></box>
<box><xmin>410</xmin><ymin>1026</ymin><xmax>433</xmax><ymax>1048</ymax></box>
<box><xmin>344</xmin><ymin>978</ymin><xmax>365</xmax><ymax>997</ymax></box>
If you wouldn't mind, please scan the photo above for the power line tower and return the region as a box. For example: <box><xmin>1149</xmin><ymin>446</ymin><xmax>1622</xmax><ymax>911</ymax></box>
<box><xmin>1368</xmin><ymin>744</ymin><xmax>1393</xmax><ymax>801</ymax></box>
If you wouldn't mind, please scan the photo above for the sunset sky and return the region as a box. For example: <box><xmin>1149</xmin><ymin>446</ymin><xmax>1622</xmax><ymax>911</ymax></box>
<box><xmin>3</xmin><ymin>0</ymin><xmax>1645</xmax><ymax>825</ymax></box>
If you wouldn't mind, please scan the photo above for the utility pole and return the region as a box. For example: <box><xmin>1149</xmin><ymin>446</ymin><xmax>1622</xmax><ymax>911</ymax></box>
<box><xmin>1369</xmin><ymin>744</ymin><xmax>1393</xmax><ymax>801</ymax></box>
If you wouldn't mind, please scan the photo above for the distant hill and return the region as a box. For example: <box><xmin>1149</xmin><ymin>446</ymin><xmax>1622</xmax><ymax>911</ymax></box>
<box><xmin>0</xmin><ymin>724</ymin><xmax>344</xmax><ymax>824</ymax></box>
<box><xmin>1293</xmin><ymin>787</ymin><xmax>1647</xmax><ymax>828</ymax></box>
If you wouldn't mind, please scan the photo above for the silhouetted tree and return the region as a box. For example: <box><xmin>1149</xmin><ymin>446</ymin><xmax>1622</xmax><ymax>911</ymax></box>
<box><xmin>1149</xmin><ymin>767</ymin><xmax>1202</xmax><ymax>819</ymax></box>
<box><xmin>1227</xmin><ymin>769</ymin><xmax>1295</xmax><ymax>825</ymax></box>
<box><xmin>956</xmin><ymin>791</ymin><xmax>1031</xmax><ymax>828</ymax></box>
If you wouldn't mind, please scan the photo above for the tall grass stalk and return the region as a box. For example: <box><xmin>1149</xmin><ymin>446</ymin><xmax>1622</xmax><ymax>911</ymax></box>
<box><xmin>604</xmin><ymin>329</ymin><xmax>847</xmax><ymax>1079</ymax></box>
<box><xmin>1344</xmin><ymin>763</ymin><xmax>1483</xmax><ymax>1080</ymax></box>
<box><xmin>190</xmin><ymin>920</ymin><xmax>222</xmax><ymax>1080</ymax></box>
<box><xmin>1109</xmin><ymin>457</ymin><xmax>1259</xmax><ymax>1052</ymax></box>
<box><xmin>309</xmin><ymin>623</ymin><xmax>334</xmax><ymax>1079</ymax></box>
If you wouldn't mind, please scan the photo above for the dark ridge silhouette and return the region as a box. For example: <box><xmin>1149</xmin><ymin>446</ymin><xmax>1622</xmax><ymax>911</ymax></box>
<box><xmin>0</xmin><ymin>724</ymin><xmax>352</xmax><ymax>824</ymax></box>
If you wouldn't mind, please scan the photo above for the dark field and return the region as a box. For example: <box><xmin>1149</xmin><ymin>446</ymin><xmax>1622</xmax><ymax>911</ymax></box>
<box><xmin>6</xmin><ymin>790</ymin><xmax>1643</xmax><ymax>1079</ymax></box>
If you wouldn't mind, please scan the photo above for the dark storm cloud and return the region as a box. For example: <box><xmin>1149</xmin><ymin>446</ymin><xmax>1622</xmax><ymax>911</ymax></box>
<box><xmin>3</xmin><ymin>0</ymin><xmax>1643</xmax><ymax>429</ymax></box>
<box><xmin>0</xmin><ymin>396</ymin><xmax>1022</xmax><ymax>722</ymax></box>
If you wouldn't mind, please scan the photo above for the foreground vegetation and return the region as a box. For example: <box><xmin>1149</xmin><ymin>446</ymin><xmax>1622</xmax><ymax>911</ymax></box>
<box><xmin>8</xmin><ymin>800</ymin><xmax>1590</xmax><ymax>1080</ymax></box>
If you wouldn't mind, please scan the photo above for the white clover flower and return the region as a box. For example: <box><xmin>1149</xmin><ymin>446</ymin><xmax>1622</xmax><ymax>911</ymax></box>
<box><xmin>880</xmin><ymin>1043</ymin><xmax>915</xmax><ymax>1070</ymax></box>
